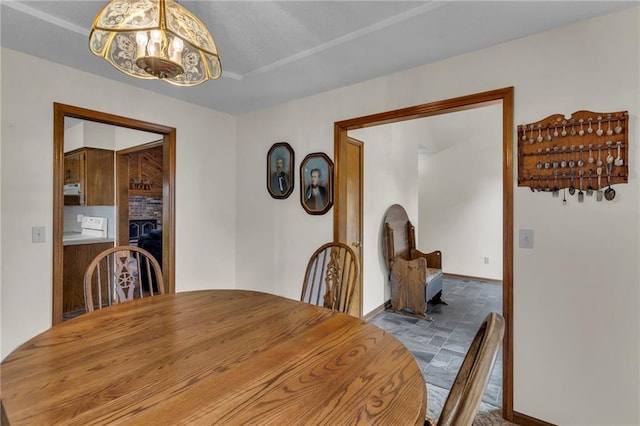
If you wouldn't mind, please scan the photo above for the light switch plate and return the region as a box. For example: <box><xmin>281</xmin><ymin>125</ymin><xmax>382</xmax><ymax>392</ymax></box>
<box><xmin>32</xmin><ymin>226</ymin><xmax>46</xmax><ymax>243</ymax></box>
<box><xmin>519</xmin><ymin>229</ymin><xmax>534</xmax><ymax>249</ymax></box>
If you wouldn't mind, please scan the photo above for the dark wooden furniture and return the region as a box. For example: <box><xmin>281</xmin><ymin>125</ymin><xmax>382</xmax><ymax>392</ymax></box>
<box><xmin>301</xmin><ymin>242</ymin><xmax>359</xmax><ymax>314</ymax></box>
<box><xmin>383</xmin><ymin>204</ymin><xmax>443</xmax><ymax>317</ymax></box>
<box><xmin>136</xmin><ymin>229</ymin><xmax>163</xmax><ymax>290</ymax></box>
<box><xmin>63</xmin><ymin>147</ymin><xmax>114</xmax><ymax>206</ymax></box>
<box><xmin>425</xmin><ymin>312</ymin><xmax>505</xmax><ymax>426</ymax></box>
<box><xmin>63</xmin><ymin>241</ymin><xmax>114</xmax><ymax>314</ymax></box>
<box><xmin>83</xmin><ymin>245</ymin><xmax>164</xmax><ymax>312</ymax></box>
<box><xmin>1</xmin><ymin>290</ymin><xmax>426</xmax><ymax>425</ymax></box>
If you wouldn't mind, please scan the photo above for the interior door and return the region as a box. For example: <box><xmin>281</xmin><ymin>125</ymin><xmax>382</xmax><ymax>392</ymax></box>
<box><xmin>335</xmin><ymin>130</ymin><xmax>364</xmax><ymax>317</ymax></box>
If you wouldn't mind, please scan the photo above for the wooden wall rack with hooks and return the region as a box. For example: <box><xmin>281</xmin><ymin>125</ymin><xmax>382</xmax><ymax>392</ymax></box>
<box><xmin>517</xmin><ymin>110</ymin><xmax>628</xmax><ymax>193</ymax></box>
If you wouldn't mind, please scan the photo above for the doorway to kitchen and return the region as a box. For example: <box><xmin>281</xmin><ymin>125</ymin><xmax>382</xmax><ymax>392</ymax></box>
<box><xmin>53</xmin><ymin>103</ymin><xmax>176</xmax><ymax>325</ymax></box>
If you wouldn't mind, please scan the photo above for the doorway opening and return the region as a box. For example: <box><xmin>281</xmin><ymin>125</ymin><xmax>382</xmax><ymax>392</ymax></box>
<box><xmin>53</xmin><ymin>103</ymin><xmax>176</xmax><ymax>325</ymax></box>
<box><xmin>333</xmin><ymin>87</ymin><xmax>514</xmax><ymax>420</ymax></box>
<box><xmin>352</xmin><ymin>102</ymin><xmax>504</xmax><ymax>409</ymax></box>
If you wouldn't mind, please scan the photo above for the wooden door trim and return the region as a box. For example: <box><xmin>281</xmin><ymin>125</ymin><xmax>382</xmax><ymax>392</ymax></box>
<box><xmin>346</xmin><ymin>136</ymin><xmax>364</xmax><ymax>317</ymax></box>
<box><xmin>115</xmin><ymin>151</ymin><xmax>129</xmax><ymax>246</ymax></box>
<box><xmin>53</xmin><ymin>103</ymin><xmax>176</xmax><ymax>324</ymax></box>
<box><xmin>333</xmin><ymin>87</ymin><xmax>514</xmax><ymax>421</ymax></box>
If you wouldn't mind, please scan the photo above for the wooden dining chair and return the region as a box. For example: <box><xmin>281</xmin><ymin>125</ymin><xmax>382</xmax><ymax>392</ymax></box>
<box><xmin>425</xmin><ymin>312</ymin><xmax>505</xmax><ymax>426</ymax></box>
<box><xmin>301</xmin><ymin>242</ymin><xmax>359</xmax><ymax>314</ymax></box>
<box><xmin>84</xmin><ymin>245</ymin><xmax>164</xmax><ymax>312</ymax></box>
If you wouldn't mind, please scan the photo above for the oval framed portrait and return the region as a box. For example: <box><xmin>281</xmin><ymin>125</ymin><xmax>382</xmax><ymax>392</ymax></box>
<box><xmin>267</xmin><ymin>142</ymin><xmax>294</xmax><ymax>199</ymax></box>
<box><xmin>300</xmin><ymin>152</ymin><xmax>333</xmax><ymax>215</ymax></box>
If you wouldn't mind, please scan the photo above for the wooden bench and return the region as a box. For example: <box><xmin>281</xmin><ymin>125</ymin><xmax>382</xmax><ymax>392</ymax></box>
<box><xmin>382</xmin><ymin>204</ymin><xmax>444</xmax><ymax>318</ymax></box>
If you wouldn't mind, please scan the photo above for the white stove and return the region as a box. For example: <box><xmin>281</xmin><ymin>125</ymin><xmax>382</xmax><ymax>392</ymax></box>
<box><xmin>80</xmin><ymin>216</ymin><xmax>108</xmax><ymax>238</ymax></box>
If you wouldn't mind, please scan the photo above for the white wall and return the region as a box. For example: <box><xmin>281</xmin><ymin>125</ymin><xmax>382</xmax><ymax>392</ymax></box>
<box><xmin>83</xmin><ymin>121</ymin><xmax>116</xmax><ymax>150</ymax></box>
<box><xmin>418</xmin><ymin>105</ymin><xmax>503</xmax><ymax>280</ymax></box>
<box><xmin>350</xmin><ymin>125</ymin><xmax>420</xmax><ymax>307</ymax></box>
<box><xmin>351</xmin><ymin>105</ymin><xmax>504</xmax><ymax>282</ymax></box>
<box><xmin>115</xmin><ymin>126</ymin><xmax>161</xmax><ymax>150</ymax></box>
<box><xmin>64</xmin><ymin>121</ymin><xmax>84</xmax><ymax>152</ymax></box>
<box><xmin>235</xmin><ymin>8</ymin><xmax>640</xmax><ymax>425</ymax></box>
<box><xmin>1</xmin><ymin>48</ymin><xmax>238</xmax><ymax>359</ymax></box>
<box><xmin>234</xmin><ymin>103</ymin><xmax>336</xmax><ymax>300</ymax></box>
<box><xmin>65</xmin><ymin>119</ymin><xmax>160</xmax><ymax>152</ymax></box>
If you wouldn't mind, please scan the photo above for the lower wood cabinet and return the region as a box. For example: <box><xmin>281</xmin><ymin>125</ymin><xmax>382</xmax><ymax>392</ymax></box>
<box><xmin>63</xmin><ymin>242</ymin><xmax>113</xmax><ymax>314</ymax></box>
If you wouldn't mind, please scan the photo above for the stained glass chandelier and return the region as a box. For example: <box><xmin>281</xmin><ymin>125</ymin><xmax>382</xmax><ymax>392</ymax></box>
<box><xmin>89</xmin><ymin>0</ymin><xmax>221</xmax><ymax>86</ymax></box>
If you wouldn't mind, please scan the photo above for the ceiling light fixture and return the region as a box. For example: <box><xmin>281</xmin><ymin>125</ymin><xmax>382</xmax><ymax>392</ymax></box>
<box><xmin>89</xmin><ymin>0</ymin><xmax>221</xmax><ymax>86</ymax></box>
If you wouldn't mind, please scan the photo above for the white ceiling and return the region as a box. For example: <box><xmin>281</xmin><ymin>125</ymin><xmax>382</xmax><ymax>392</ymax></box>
<box><xmin>1</xmin><ymin>1</ymin><xmax>637</xmax><ymax>115</ymax></box>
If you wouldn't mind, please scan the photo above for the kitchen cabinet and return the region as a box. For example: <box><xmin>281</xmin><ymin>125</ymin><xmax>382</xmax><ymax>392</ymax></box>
<box><xmin>64</xmin><ymin>148</ymin><xmax>114</xmax><ymax>206</ymax></box>
<box><xmin>64</xmin><ymin>152</ymin><xmax>81</xmax><ymax>184</ymax></box>
<box><xmin>128</xmin><ymin>145</ymin><xmax>163</xmax><ymax>196</ymax></box>
<box><xmin>63</xmin><ymin>241</ymin><xmax>113</xmax><ymax>314</ymax></box>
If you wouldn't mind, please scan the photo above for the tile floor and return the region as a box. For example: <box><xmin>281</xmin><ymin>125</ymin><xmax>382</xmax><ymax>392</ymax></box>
<box><xmin>368</xmin><ymin>275</ymin><xmax>503</xmax><ymax>408</ymax></box>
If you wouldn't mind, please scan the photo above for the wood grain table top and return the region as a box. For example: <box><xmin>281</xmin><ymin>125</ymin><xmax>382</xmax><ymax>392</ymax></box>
<box><xmin>1</xmin><ymin>290</ymin><xmax>426</xmax><ymax>425</ymax></box>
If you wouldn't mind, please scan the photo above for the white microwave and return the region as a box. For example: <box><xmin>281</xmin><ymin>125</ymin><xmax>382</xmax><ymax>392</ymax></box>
<box><xmin>63</xmin><ymin>183</ymin><xmax>80</xmax><ymax>196</ymax></box>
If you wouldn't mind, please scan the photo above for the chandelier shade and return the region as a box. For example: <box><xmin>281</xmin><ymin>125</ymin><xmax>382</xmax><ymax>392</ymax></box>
<box><xmin>89</xmin><ymin>0</ymin><xmax>221</xmax><ymax>86</ymax></box>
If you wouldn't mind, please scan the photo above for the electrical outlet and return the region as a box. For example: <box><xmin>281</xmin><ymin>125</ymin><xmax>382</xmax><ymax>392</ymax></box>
<box><xmin>77</xmin><ymin>214</ymin><xmax>84</xmax><ymax>222</ymax></box>
<box><xmin>484</xmin><ymin>257</ymin><xmax>490</xmax><ymax>264</ymax></box>
<box><xmin>32</xmin><ymin>226</ymin><xmax>46</xmax><ymax>243</ymax></box>
<box><xmin>519</xmin><ymin>229</ymin><xmax>534</xmax><ymax>249</ymax></box>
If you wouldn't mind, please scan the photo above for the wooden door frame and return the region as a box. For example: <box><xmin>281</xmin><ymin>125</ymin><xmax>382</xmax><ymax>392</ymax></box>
<box><xmin>333</xmin><ymin>87</ymin><xmax>514</xmax><ymax>421</ymax></box>
<box><xmin>345</xmin><ymin>136</ymin><xmax>364</xmax><ymax>317</ymax></box>
<box><xmin>53</xmin><ymin>103</ymin><xmax>176</xmax><ymax>324</ymax></box>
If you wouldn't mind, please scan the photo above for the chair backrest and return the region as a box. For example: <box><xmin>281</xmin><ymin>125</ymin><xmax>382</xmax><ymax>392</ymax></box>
<box><xmin>301</xmin><ymin>242</ymin><xmax>359</xmax><ymax>313</ymax></box>
<box><xmin>84</xmin><ymin>245</ymin><xmax>165</xmax><ymax>312</ymax></box>
<box><xmin>436</xmin><ymin>312</ymin><xmax>505</xmax><ymax>426</ymax></box>
<box><xmin>382</xmin><ymin>204</ymin><xmax>416</xmax><ymax>268</ymax></box>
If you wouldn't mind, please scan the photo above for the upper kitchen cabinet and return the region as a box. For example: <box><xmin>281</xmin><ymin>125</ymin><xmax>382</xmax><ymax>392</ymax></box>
<box><xmin>64</xmin><ymin>148</ymin><xmax>114</xmax><ymax>206</ymax></box>
<box><xmin>129</xmin><ymin>145</ymin><xmax>163</xmax><ymax>197</ymax></box>
<box><xmin>64</xmin><ymin>152</ymin><xmax>81</xmax><ymax>184</ymax></box>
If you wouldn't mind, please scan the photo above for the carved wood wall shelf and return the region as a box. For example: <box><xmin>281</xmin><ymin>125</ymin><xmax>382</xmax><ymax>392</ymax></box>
<box><xmin>518</xmin><ymin>110</ymin><xmax>628</xmax><ymax>195</ymax></box>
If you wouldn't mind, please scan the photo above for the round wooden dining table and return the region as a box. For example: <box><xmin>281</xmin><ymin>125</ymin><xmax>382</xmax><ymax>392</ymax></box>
<box><xmin>1</xmin><ymin>290</ymin><xmax>426</xmax><ymax>425</ymax></box>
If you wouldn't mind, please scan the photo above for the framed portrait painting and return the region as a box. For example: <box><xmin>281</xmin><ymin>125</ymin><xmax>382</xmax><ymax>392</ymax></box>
<box><xmin>267</xmin><ymin>142</ymin><xmax>294</xmax><ymax>199</ymax></box>
<box><xmin>300</xmin><ymin>152</ymin><xmax>333</xmax><ymax>215</ymax></box>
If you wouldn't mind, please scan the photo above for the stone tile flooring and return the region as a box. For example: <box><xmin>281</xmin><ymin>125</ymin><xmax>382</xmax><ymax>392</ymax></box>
<box><xmin>368</xmin><ymin>275</ymin><xmax>504</xmax><ymax>414</ymax></box>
